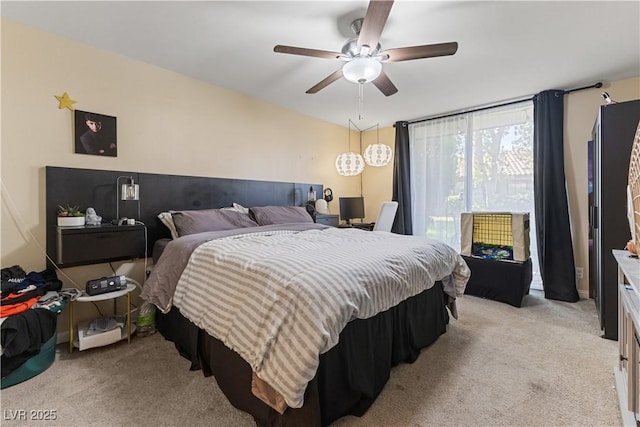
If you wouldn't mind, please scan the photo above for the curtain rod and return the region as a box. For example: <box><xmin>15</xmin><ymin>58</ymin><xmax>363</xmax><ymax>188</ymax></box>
<box><xmin>564</xmin><ymin>81</ymin><xmax>603</xmax><ymax>94</ymax></box>
<box><xmin>404</xmin><ymin>81</ymin><xmax>603</xmax><ymax>125</ymax></box>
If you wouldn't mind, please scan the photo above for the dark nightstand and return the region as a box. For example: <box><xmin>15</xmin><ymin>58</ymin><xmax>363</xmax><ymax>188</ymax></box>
<box><xmin>315</xmin><ymin>214</ymin><xmax>339</xmax><ymax>227</ymax></box>
<box><xmin>56</xmin><ymin>224</ymin><xmax>145</xmax><ymax>267</ymax></box>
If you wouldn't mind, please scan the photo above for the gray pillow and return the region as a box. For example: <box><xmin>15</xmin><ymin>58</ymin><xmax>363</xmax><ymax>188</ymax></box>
<box><xmin>157</xmin><ymin>211</ymin><xmax>179</xmax><ymax>239</ymax></box>
<box><xmin>171</xmin><ymin>208</ymin><xmax>258</xmax><ymax>237</ymax></box>
<box><xmin>249</xmin><ymin>206</ymin><xmax>313</xmax><ymax>226</ymax></box>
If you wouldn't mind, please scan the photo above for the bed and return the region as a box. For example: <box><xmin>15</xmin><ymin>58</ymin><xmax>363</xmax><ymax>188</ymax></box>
<box><xmin>141</xmin><ymin>205</ymin><xmax>470</xmax><ymax>426</ymax></box>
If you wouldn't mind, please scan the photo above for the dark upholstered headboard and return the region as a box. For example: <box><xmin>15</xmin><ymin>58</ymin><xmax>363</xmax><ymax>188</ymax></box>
<box><xmin>45</xmin><ymin>166</ymin><xmax>323</xmax><ymax>261</ymax></box>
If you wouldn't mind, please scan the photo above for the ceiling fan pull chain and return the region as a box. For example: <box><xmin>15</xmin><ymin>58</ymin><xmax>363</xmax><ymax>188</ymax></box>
<box><xmin>358</xmin><ymin>83</ymin><xmax>365</xmax><ymax>120</ymax></box>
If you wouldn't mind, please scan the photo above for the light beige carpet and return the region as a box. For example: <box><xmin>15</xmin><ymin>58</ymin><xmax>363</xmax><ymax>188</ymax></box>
<box><xmin>1</xmin><ymin>290</ymin><xmax>622</xmax><ymax>427</ymax></box>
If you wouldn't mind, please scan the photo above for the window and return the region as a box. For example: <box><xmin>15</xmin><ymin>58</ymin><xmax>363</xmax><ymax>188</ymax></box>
<box><xmin>409</xmin><ymin>101</ymin><xmax>540</xmax><ymax>286</ymax></box>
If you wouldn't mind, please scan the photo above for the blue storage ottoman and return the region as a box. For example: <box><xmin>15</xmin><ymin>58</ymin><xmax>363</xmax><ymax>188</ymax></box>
<box><xmin>462</xmin><ymin>256</ymin><xmax>533</xmax><ymax>307</ymax></box>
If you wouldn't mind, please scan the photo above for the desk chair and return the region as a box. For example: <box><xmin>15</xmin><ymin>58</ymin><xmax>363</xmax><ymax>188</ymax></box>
<box><xmin>372</xmin><ymin>201</ymin><xmax>399</xmax><ymax>232</ymax></box>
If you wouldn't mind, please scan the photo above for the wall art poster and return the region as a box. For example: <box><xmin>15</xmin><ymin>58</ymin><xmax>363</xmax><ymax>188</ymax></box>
<box><xmin>74</xmin><ymin>110</ymin><xmax>117</xmax><ymax>157</ymax></box>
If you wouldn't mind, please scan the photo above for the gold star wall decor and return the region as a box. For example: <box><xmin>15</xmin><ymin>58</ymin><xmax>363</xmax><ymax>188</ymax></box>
<box><xmin>54</xmin><ymin>92</ymin><xmax>77</xmax><ymax>111</ymax></box>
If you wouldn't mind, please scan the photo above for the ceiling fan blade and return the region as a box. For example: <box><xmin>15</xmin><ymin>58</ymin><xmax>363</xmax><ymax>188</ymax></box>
<box><xmin>306</xmin><ymin>69</ymin><xmax>344</xmax><ymax>94</ymax></box>
<box><xmin>274</xmin><ymin>45</ymin><xmax>342</xmax><ymax>60</ymax></box>
<box><xmin>372</xmin><ymin>71</ymin><xmax>398</xmax><ymax>96</ymax></box>
<box><xmin>357</xmin><ymin>0</ymin><xmax>394</xmax><ymax>49</ymax></box>
<box><xmin>382</xmin><ymin>42</ymin><xmax>459</xmax><ymax>62</ymax></box>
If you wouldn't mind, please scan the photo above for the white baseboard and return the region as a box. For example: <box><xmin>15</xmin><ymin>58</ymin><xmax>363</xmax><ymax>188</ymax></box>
<box><xmin>578</xmin><ymin>289</ymin><xmax>590</xmax><ymax>300</ymax></box>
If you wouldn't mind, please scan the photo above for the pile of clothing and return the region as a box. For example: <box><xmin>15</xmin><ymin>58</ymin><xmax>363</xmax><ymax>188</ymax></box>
<box><xmin>1</xmin><ymin>266</ymin><xmax>63</xmax><ymax>317</ymax></box>
<box><xmin>1</xmin><ymin>265</ymin><xmax>64</xmax><ymax>380</ymax></box>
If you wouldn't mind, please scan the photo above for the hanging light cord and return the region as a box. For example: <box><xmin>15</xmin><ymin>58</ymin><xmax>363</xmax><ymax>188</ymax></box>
<box><xmin>359</xmin><ymin>130</ymin><xmax>364</xmax><ymax>196</ymax></box>
<box><xmin>358</xmin><ymin>84</ymin><xmax>365</xmax><ymax>120</ymax></box>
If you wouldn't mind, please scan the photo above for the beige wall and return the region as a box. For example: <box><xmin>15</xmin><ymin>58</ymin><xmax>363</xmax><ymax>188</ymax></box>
<box><xmin>565</xmin><ymin>76</ymin><xmax>640</xmax><ymax>297</ymax></box>
<box><xmin>0</xmin><ymin>19</ymin><xmax>362</xmax><ymax>332</ymax></box>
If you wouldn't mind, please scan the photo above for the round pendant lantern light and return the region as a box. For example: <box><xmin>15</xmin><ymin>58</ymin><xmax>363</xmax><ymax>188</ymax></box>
<box><xmin>364</xmin><ymin>144</ymin><xmax>392</xmax><ymax>166</ymax></box>
<box><xmin>364</xmin><ymin>124</ymin><xmax>392</xmax><ymax>167</ymax></box>
<box><xmin>336</xmin><ymin>152</ymin><xmax>365</xmax><ymax>176</ymax></box>
<box><xmin>336</xmin><ymin>119</ymin><xmax>365</xmax><ymax>176</ymax></box>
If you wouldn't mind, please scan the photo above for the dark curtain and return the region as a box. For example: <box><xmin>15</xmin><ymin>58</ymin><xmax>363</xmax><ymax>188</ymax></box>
<box><xmin>392</xmin><ymin>121</ymin><xmax>412</xmax><ymax>235</ymax></box>
<box><xmin>533</xmin><ymin>90</ymin><xmax>579</xmax><ymax>302</ymax></box>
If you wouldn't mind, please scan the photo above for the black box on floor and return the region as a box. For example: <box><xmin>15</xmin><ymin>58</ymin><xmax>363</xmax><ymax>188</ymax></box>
<box><xmin>462</xmin><ymin>256</ymin><xmax>533</xmax><ymax>307</ymax></box>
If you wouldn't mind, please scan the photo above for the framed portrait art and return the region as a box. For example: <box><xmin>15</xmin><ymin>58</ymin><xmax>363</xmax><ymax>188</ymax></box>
<box><xmin>74</xmin><ymin>110</ymin><xmax>117</xmax><ymax>157</ymax></box>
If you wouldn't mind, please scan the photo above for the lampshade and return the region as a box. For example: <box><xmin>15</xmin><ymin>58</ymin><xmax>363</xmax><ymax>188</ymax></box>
<box><xmin>116</xmin><ymin>176</ymin><xmax>140</xmax><ymax>224</ymax></box>
<box><xmin>335</xmin><ymin>152</ymin><xmax>365</xmax><ymax>176</ymax></box>
<box><xmin>342</xmin><ymin>57</ymin><xmax>382</xmax><ymax>84</ymax></box>
<box><xmin>364</xmin><ymin>143</ymin><xmax>392</xmax><ymax>167</ymax></box>
<box><xmin>121</xmin><ymin>182</ymin><xmax>139</xmax><ymax>201</ymax></box>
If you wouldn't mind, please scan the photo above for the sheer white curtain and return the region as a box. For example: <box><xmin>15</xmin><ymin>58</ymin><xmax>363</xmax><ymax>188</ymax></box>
<box><xmin>409</xmin><ymin>101</ymin><xmax>539</xmax><ymax>285</ymax></box>
<box><xmin>409</xmin><ymin>115</ymin><xmax>467</xmax><ymax>246</ymax></box>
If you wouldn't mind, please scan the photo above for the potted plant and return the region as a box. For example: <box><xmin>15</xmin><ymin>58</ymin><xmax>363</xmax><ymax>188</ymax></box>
<box><xmin>57</xmin><ymin>205</ymin><xmax>85</xmax><ymax>226</ymax></box>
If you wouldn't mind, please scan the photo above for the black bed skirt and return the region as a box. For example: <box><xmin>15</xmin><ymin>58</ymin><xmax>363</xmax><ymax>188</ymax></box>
<box><xmin>157</xmin><ymin>282</ymin><xmax>449</xmax><ymax>426</ymax></box>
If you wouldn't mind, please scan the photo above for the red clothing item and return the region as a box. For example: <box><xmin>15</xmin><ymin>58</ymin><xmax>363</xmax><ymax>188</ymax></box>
<box><xmin>0</xmin><ymin>296</ymin><xmax>40</xmax><ymax>317</ymax></box>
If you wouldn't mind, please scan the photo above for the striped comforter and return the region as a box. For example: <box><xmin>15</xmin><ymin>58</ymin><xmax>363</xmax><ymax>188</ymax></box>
<box><xmin>170</xmin><ymin>226</ymin><xmax>470</xmax><ymax>409</ymax></box>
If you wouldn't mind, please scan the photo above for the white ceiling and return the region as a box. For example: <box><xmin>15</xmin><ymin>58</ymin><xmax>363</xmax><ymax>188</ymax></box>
<box><xmin>2</xmin><ymin>1</ymin><xmax>639</xmax><ymax>129</ymax></box>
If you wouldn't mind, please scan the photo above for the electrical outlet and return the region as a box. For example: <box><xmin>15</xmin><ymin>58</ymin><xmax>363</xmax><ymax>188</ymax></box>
<box><xmin>576</xmin><ymin>267</ymin><xmax>584</xmax><ymax>280</ymax></box>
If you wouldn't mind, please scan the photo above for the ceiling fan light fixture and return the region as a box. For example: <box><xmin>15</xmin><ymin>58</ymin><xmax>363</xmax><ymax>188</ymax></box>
<box><xmin>342</xmin><ymin>57</ymin><xmax>382</xmax><ymax>84</ymax></box>
<box><xmin>274</xmin><ymin>0</ymin><xmax>458</xmax><ymax>96</ymax></box>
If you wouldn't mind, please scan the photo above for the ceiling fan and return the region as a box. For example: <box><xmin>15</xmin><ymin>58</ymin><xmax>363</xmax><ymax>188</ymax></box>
<box><xmin>273</xmin><ymin>0</ymin><xmax>458</xmax><ymax>97</ymax></box>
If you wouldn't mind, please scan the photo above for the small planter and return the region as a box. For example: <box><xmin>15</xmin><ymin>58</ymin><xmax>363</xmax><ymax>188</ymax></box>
<box><xmin>57</xmin><ymin>216</ymin><xmax>85</xmax><ymax>227</ymax></box>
